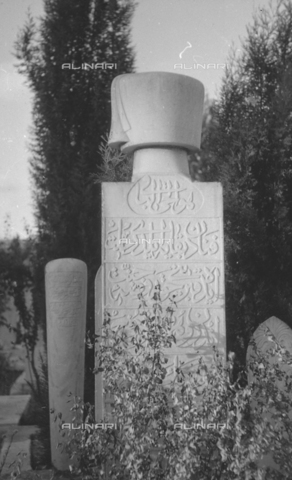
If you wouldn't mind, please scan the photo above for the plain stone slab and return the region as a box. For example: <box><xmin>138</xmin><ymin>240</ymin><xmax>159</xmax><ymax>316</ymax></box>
<box><xmin>0</xmin><ymin>395</ymin><xmax>31</xmax><ymax>425</ymax></box>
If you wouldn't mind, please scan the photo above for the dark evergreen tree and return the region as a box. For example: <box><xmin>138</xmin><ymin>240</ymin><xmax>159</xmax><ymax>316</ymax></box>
<box><xmin>15</xmin><ymin>0</ymin><xmax>136</xmax><ymax>401</ymax></box>
<box><xmin>201</xmin><ymin>0</ymin><xmax>292</xmax><ymax>364</ymax></box>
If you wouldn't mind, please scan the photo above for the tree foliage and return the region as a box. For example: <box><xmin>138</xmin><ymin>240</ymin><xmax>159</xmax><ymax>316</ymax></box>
<box><xmin>14</xmin><ymin>0</ymin><xmax>136</xmax><ymax>400</ymax></box>
<box><xmin>0</xmin><ymin>236</ymin><xmax>45</xmax><ymax>388</ymax></box>
<box><xmin>201</xmin><ymin>0</ymin><xmax>292</xmax><ymax>362</ymax></box>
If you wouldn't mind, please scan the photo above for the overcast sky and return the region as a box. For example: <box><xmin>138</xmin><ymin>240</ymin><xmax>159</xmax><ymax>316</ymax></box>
<box><xmin>0</xmin><ymin>0</ymin><xmax>273</xmax><ymax>238</ymax></box>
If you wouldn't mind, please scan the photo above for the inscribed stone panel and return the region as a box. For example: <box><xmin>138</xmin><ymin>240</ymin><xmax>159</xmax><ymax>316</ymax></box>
<box><xmin>103</xmin><ymin>177</ymin><xmax>223</xmax><ymax>219</ymax></box>
<box><xmin>104</xmin><ymin>218</ymin><xmax>221</xmax><ymax>262</ymax></box>
<box><xmin>106</xmin><ymin>307</ymin><xmax>224</xmax><ymax>349</ymax></box>
<box><xmin>100</xmin><ymin>176</ymin><xmax>226</xmax><ymax>382</ymax></box>
<box><xmin>104</xmin><ymin>263</ymin><xmax>223</xmax><ymax>309</ymax></box>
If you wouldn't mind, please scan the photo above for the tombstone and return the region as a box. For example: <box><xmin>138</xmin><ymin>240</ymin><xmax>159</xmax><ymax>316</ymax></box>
<box><xmin>95</xmin><ymin>72</ymin><xmax>226</xmax><ymax>419</ymax></box>
<box><xmin>247</xmin><ymin>316</ymin><xmax>292</xmax><ymax>475</ymax></box>
<box><xmin>247</xmin><ymin>315</ymin><xmax>292</xmax><ymax>386</ymax></box>
<box><xmin>45</xmin><ymin>258</ymin><xmax>87</xmax><ymax>470</ymax></box>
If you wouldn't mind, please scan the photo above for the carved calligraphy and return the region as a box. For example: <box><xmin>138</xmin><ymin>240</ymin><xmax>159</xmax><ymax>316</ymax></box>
<box><xmin>127</xmin><ymin>175</ymin><xmax>204</xmax><ymax>215</ymax></box>
<box><xmin>105</xmin><ymin>218</ymin><xmax>221</xmax><ymax>261</ymax></box>
<box><xmin>163</xmin><ymin>354</ymin><xmax>213</xmax><ymax>383</ymax></box>
<box><xmin>46</xmin><ymin>272</ymin><xmax>85</xmax><ymax>327</ymax></box>
<box><xmin>99</xmin><ymin>176</ymin><xmax>226</xmax><ymax>384</ymax></box>
<box><xmin>106</xmin><ymin>307</ymin><xmax>224</xmax><ymax>348</ymax></box>
<box><xmin>105</xmin><ymin>307</ymin><xmax>225</xmax><ymax>383</ymax></box>
<box><xmin>105</xmin><ymin>263</ymin><xmax>223</xmax><ymax>309</ymax></box>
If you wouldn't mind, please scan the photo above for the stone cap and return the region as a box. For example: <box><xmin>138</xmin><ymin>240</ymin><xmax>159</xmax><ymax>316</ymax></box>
<box><xmin>108</xmin><ymin>72</ymin><xmax>205</xmax><ymax>153</ymax></box>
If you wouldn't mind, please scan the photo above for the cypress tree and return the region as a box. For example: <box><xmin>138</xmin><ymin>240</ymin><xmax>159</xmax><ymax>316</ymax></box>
<box><xmin>202</xmin><ymin>0</ymin><xmax>292</xmax><ymax>363</ymax></box>
<box><xmin>15</xmin><ymin>0</ymin><xmax>136</xmax><ymax>400</ymax></box>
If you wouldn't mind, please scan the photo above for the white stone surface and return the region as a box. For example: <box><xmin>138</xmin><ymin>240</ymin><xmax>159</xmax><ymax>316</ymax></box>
<box><xmin>98</xmin><ymin>177</ymin><xmax>225</xmax><ymax>387</ymax></box>
<box><xmin>132</xmin><ymin>148</ymin><xmax>190</xmax><ymax>181</ymax></box>
<box><xmin>45</xmin><ymin>258</ymin><xmax>87</xmax><ymax>471</ymax></box>
<box><xmin>104</xmin><ymin>263</ymin><xmax>223</xmax><ymax>309</ymax></box>
<box><xmin>103</xmin><ymin>176</ymin><xmax>223</xmax><ymax>219</ymax></box>
<box><xmin>94</xmin><ymin>266</ymin><xmax>103</xmax><ymax>422</ymax></box>
<box><xmin>105</xmin><ymin>217</ymin><xmax>221</xmax><ymax>262</ymax></box>
<box><xmin>108</xmin><ymin>72</ymin><xmax>204</xmax><ymax>153</ymax></box>
<box><xmin>96</xmin><ymin>72</ymin><xmax>225</xmax><ymax>419</ymax></box>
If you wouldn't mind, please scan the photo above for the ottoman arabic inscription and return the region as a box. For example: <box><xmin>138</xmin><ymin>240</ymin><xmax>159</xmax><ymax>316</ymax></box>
<box><xmin>105</xmin><ymin>218</ymin><xmax>221</xmax><ymax>261</ymax></box>
<box><xmin>105</xmin><ymin>263</ymin><xmax>223</xmax><ymax>309</ymax></box>
<box><xmin>127</xmin><ymin>175</ymin><xmax>204</xmax><ymax>215</ymax></box>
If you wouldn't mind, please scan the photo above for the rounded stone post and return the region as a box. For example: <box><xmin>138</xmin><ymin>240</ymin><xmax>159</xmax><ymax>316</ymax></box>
<box><xmin>45</xmin><ymin>258</ymin><xmax>87</xmax><ymax>471</ymax></box>
<box><xmin>247</xmin><ymin>317</ymin><xmax>292</xmax><ymax>475</ymax></box>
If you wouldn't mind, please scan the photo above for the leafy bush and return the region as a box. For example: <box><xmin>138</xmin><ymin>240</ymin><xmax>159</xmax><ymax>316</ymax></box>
<box><xmin>201</xmin><ymin>0</ymin><xmax>292</xmax><ymax>364</ymax></box>
<box><xmin>94</xmin><ymin>136</ymin><xmax>133</xmax><ymax>184</ymax></box>
<box><xmin>62</xmin><ymin>285</ymin><xmax>292</xmax><ymax>480</ymax></box>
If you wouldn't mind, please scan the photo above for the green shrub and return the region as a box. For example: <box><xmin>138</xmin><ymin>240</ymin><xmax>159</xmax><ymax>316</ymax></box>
<box><xmin>62</xmin><ymin>285</ymin><xmax>292</xmax><ymax>479</ymax></box>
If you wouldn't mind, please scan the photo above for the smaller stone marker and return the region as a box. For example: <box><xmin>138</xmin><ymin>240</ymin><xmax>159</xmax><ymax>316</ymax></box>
<box><xmin>247</xmin><ymin>316</ymin><xmax>292</xmax><ymax>386</ymax></box>
<box><xmin>45</xmin><ymin>258</ymin><xmax>87</xmax><ymax>471</ymax></box>
<box><xmin>247</xmin><ymin>316</ymin><xmax>292</xmax><ymax>475</ymax></box>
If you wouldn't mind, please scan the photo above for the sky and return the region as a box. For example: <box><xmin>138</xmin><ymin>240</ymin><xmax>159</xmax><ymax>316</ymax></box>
<box><xmin>0</xmin><ymin>0</ymin><xmax>275</xmax><ymax>238</ymax></box>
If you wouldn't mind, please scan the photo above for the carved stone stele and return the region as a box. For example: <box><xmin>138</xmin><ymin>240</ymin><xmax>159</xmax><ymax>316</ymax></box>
<box><xmin>45</xmin><ymin>258</ymin><xmax>87</xmax><ymax>471</ymax></box>
<box><xmin>96</xmin><ymin>72</ymin><xmax>226</xmax><ymax>419</ymax></box>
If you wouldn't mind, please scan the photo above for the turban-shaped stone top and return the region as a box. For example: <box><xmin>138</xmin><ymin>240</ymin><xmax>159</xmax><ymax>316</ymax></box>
<box><xmin>108</xmin><ymin>72</ymin><xmax>205</xmax><ymax>154</ymax></box>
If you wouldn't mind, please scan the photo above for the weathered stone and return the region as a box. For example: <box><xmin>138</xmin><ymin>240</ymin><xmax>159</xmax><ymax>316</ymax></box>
<box><xmin>248</xmin><ymin>316</ymin><xmax>292</xmax><ymax>351</ymax></box>
<box><xmin>99</xmin><ymin>178</ymin><xmax>225</xmax><ymax>384</ymax></box>
<box><xmin>132</xmin><ymin>148</ymin><xmax>190</xmax><ymax>181</ymax></box>
<box><xmin>94</xmin><ymin>266</ymin><xmax>104</xmax><ymax>422</ymax></box>
<box><xmin>45</xmin><ymin>259</ymin><xmax>87</xmax><ymax>471</ymax></box>
<box><xmin>247</xmin><ymin>316</ymin><xmax>292</xmax><ymax>386</ymax></box>
<box><xmin>96</xmin><ymin>72</ymin><xmax>226</xmax><ymax>417</ymax></box>
<box><xmin>247</xmin><ymin>317</ymin><xmax>292</xmax><ymax>475</ymax></box>
<box><xmin>108</xmin><ymin>72</ymin><xmax>204</xmax><ymax>153</ymax></box>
